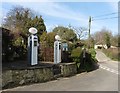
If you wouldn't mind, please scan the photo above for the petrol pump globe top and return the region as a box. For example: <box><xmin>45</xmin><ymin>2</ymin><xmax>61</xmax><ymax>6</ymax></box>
<box><xmin>29</xmin><ymin>27</ymin><xmax>38</xmax><ymax>34</ymax></box>
<box><xmin>55</xmin><ymin>35</ymin><xmax>61</xmax><ymax>41</ymax></box>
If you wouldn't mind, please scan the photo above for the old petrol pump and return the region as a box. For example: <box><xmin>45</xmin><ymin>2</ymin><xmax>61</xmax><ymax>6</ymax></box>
<box><xmin>54</xmin><ymin>35</ymin><xmax>61</xmax><ymax>64</ymax></box>
<box><xmin>28</xmin><ymin>27</ymin><xmax>38</xmax><ymax>66</ymax></box>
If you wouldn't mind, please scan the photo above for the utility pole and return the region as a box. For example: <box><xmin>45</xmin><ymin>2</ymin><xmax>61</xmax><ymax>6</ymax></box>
<box><xmin>88</xmin><ymin>16</ymin><xmax>92</xmax><ymax>48</ymax></box>
<box><xmin>88</xmin><ymin>16</ymin><xmax>91</xmax><ymax>39</ymax></box>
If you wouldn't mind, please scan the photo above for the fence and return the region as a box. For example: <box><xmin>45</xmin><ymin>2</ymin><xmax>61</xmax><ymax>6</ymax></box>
<box><xmin>39</xmin><ymin>42</ymin><xmax>70</xmax><ymax>62</ymax></box>
<box><xmin>39</xmin><ymin>43</ymin><xmax>54</xmax><ymax>62</ymax></box>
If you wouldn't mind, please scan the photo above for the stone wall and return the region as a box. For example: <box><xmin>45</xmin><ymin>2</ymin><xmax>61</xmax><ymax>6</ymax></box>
<box><xmin>2</xmin><ymin>70</ymin><xmax>12</xmax><ymax>88</ymax></box>
<box><xmin>2</xmin><ymin>66</ymin><xmax>54</xmax><ymax>89</ymax></box>
<box><xmin>2</xmin><ymin>62</ymin><xmax>77</xmax><ymax>89</ymax></box>
<box><xmin>60</xmin><ymin>62</ymin><xmax>77</xmax><ymax>77</ymax></box>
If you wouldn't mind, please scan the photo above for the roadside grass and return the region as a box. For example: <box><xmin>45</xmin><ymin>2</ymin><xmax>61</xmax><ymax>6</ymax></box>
<box><xmin>102</xmin><ymin>47</ymin><xmax>120</xmax><ymax>61</ymax></box>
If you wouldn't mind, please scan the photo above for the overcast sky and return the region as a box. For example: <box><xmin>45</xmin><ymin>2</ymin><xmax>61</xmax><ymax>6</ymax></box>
<box><xmin>1</xmin><ymin>0</ymin><xmax>119</xmax><ymax>36</ymax></box>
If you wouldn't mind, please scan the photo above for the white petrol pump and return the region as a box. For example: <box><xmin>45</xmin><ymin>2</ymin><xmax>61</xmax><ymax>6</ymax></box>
<box><xmin>54</xmin><ymin>35</ymin><xmax>61</xmax><ymax>64</ymax></box>
<box><xmin>28</xmin><ymin>27</ymin><xmax>38</xmax><ymax>66</ymax></box>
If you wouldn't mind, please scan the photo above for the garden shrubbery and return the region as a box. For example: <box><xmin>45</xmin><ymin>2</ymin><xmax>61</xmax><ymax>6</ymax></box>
<box><xmin>71</xmin><ymin>47</ymin><xmax>82</xmax><ymax>63</ymax></box>
<box><xmin>71</xmin><ymin>47</ymin><xmax>98</xmax><ymax>73</ymax></box>
<box><xmin>71</xmin><ymin>47</ymin><xmax>82</xmax><ymax>68</ymax></box>
<box><xmin>2</xmin><ymin>28</ymin><xmax>14</xmax><ymax>62</ymax></box>
<box><xmin>2</xmin><ymin>27</ymin><xmax>28</xmax><ymax>62</ymax></box>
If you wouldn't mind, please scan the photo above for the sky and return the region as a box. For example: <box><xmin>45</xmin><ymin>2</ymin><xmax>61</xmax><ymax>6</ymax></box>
<box><xmin>0</xmin><ymin>0</ymin><xmax>119</xmax><ymax>37</ymax></box>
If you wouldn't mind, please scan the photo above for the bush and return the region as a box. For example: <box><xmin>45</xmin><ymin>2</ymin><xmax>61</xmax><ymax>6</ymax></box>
<box><xmin>2</xmin><ymin>28</ymin><xmax>14</xmax><ymax>62</ymax></box>
<box><xmin>68</xmin><ymin>42</ymin><xmax>76</xmax><ymax>53</ymax></box>
<box><xmin>79</xmin><ymin>49</ymin><xmax>98</xmax><ymax>72</ymax></box>
<box><xmin>71</xmin><ymin>47</ymin><xmax>98</xmax><ymax>73</ymax></box>
<box><xmin>88</xmin><ymin>48</ymin><xmax>96</xmax><ymax>59</ymax></box>
<box><xmin>71</xmin><ymin>47</ymin><xmax>82</xmax><ymax>68</ymax></box>
<box><xmin>2</xmin><ymin>27</ymin><xmax>28</xmax><ymax>62</ymax></box>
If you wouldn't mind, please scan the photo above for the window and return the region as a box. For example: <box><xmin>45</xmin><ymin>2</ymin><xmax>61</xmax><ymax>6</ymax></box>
<box><xmin>34</xmin><ymin>41</ymin><xmax>37</xmax><ymax>46</ymax></box>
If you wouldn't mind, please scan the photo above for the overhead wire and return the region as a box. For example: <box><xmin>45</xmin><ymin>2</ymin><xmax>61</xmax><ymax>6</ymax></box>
<box><xmin>92</xmin><ymin>12</ymin><xmax>119</xmax><ymax>18</ymax></box>
<box><xmin>92</xmin><ymin>12</ymin><xmax>119</xmax><ymax>21</ymax></box>
<box><xmin>92</xmin><ymin>16</ymin><xmax>118</xmax><ymax>21</ymax></box>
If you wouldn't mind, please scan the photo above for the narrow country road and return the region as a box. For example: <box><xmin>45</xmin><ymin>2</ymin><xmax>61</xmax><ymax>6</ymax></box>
<box><xmin>3</xmin><ymin>50</ymin><xmax>118</xmax><ymax>91</ymax></box>
<box><xmin>96</xmin><ymin>50</ymin><xmax>118</xmax><ymax>75</ymax></box>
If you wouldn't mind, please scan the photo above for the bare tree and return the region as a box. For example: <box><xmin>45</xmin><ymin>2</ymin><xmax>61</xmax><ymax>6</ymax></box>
<box><xmin>72</xmin><ymin>27</ymin><xmax>88</xmax><ymax>40</ymax></box>
<box><xmin>93</xmin><ymin>28</ymin><xmax>112</xmax><ymax>45</ymax></box>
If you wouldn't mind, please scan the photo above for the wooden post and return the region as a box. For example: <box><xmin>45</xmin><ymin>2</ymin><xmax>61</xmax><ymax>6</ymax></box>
<box><xmin>88</xmin><ymin>16</ymin><xmax>92</xmax><ymax>48</ymax></box>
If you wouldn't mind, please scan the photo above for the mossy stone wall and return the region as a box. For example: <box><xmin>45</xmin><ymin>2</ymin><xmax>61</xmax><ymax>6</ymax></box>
<box><xmin>2</xmin><ymin>66</ymin><xmax>54</xmax><ymax>89</ymax></box>
<box><xmin>2</xmin><ymin>62</ymin><xmax>77</xmax><ymax>89</ymax></box>
<box><xmin>60</xmin><ymin>62</ymin><xmax>77</xmax><ymax>77</ymax></box>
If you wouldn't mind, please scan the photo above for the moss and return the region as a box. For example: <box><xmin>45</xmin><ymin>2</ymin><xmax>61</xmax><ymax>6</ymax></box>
<box><xmin>2</xmin><ymin>70</ymin><xmax>12</xmax><ymax>88</ymax></box>
<box><xmin>2</xmin><ymin>66</ymin><xmax>54</xmax><ymax>89</ymax></box>
<box><xmin>60</xmin><ymin>63</ymin><xmax>77</xmax><ymax>77</ymax></box>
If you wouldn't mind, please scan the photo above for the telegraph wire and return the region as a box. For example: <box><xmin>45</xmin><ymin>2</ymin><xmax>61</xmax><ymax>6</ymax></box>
<box><xmin>92</xmin><ymin>12</ymin><xmax>119</xmax><ymax>18</ymax></box>
<box><xmin>92</xmin><ymin>16</ymin><xmax>118</xmax><ymax>21</ymax></box>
